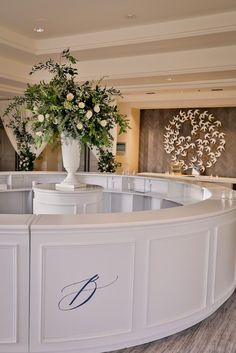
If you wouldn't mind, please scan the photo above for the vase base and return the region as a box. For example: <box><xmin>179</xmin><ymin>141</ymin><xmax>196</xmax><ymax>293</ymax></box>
<box><xmin>56</xmin><ymin>171</ymin><xmax>86</xmax><ymax>190</ymax></box>
<box><xmin>55</xmin><ymin>182</ymin><xmax>86</xmax><ymax>191</ymax></box>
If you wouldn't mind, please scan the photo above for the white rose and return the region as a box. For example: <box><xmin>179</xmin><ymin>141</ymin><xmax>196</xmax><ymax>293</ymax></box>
<box><xmin>66</xmin><ymin>93</ymin><xmax>74</xmax><ymax>101</ymax></box>
<box><xmin>38</xmin><ymin>114</ymin><xmax>44</xmax><ymax>122</ymax></box>
<box><xmin>86</xmin><ymin>110</ymin><xmax>93</xmax><ymax>119</ymax></box>
<box><xmin>100</xmin><ymin>120</ymin><xmax>107</xmax><ymax>127</ymax></box>
<box><xmin>45</xmin><ymin>114</ymin><xmax>50</xmax><ymax>119</ymax></box>
<box><xmin>76</xmin><ymin>122</ymin><xmax>83</xmax><ymax>130</ymax></box>
<box><xmin>36</xmin><ymin>131</ymin><xmax>43</xmax><ymax>136</ymax></box>
<box><xmin>78</xmin><ymin>102</ymin><xmax>85</xmax><ymax>109</ymax></box>
<box><xmin>94</xmin><ymin>104</ymin><xmax>100</xmax><ymax>113</ymax></box>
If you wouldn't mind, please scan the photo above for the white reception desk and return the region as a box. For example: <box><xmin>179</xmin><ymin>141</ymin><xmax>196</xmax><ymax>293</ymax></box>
<box><xmin>0</xmin><ymin>172</ymin><xmax>235</xmax><ymax>353</ymax></box>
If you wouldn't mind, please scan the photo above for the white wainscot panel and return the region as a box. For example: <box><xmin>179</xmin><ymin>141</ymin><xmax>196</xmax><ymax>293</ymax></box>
<box><xmin>31</xmin><ymin>240</ymin><xmax>135</xmax><ymax>349</ymax></box>
<box><xmin>0</xmin><ymin>233</ymin><xmax>29</xmax><ymax>353</ymax></box>
<box><xmin>147</xmin><ymin>231</ymin><xmax>210</xmax><ymax>327</ymax></box>
<box><xmin>0</xmin><ymin>245</ymin><xmax>17</xmax><ymax>344</ymax></box>
<box><xmin>214</xmin><ymin>219</ymin><xmax>236</xmax><ymax>302</ymax></box>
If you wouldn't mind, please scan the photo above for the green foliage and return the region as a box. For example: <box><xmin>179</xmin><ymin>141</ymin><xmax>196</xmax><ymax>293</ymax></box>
<box><xmin>97</xmin><ymin>150</ymin><xmax>121</xmax><ymax>173</ymax></box>
<box><xmin>4</xmin><ymin>49</ymin><xmax>129</xmax><ymax>152</ymax></box>
<box><xmin>3</xmin><ymin>106</ymin><xmax>36</xmax><ymax>171</ymax></box>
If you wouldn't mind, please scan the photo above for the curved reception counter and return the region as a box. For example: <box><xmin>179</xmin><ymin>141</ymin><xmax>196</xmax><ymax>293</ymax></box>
<box><xmin>0</xmin><ymin>172</ymin><xmax>235</xmax><ymax>353</ymax></box>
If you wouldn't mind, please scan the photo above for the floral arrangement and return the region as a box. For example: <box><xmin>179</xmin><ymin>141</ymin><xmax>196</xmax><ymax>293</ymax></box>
<box><xmin>163</xmin><ymin>109</ymin><xmax>226</xmax><ymax>173</ymax></box>
<box><xmin>2</xmin><ymin>104</ymin><xmax>36</xmax><ymax>171</ymax></box>
<box><xmin>97</xmin><ymin>150</ymin><xmax>121</xmax><ymax>173</ymax></box>
<box><xmin>3</xmin><ymin>49</ymin><xmax>129</xmax><ymax>171</ymax></box>
<box><xmin>9</xmin><ymin>118</ymin><xmax>36</xmax><ymax>171</ymax></box>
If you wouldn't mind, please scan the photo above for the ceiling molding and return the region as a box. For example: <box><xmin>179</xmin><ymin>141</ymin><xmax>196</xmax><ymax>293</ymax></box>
<box><xmin>0</xmin><ymin>25</ymin><xmax>35</xmax><ymax>54</ymax></box>
<box><xmin>122</xmin><ymin>91</ymin><xmax>236</xmax><ymax>108</ymax></box>
<box><xmin>1</xmin><ymin>6</ymin><xmax>236</xmax><ymax>104</ymax></box>
<box><xmin>36</xmin><ymin>12</ymin><xmax>236</xmax><ymax>54</ymax></box>
<box><xmin>117</xmin><ymin>79</ymin><xmax>236</xmax><ymax>93</ymax></box>
<box><xmin>126</xmin><ymin>98</ymin><xmax>236</xmax><ymax>109</ymax></box>
<box><xmin>0</xmin><ymin>83</ymin><xmax>24</xmax><ymax>96</ymax></box>
<box><xmin>1</xmin><ymin>11</ymin><xmax>236</xmax><ymax>56</ymax></box>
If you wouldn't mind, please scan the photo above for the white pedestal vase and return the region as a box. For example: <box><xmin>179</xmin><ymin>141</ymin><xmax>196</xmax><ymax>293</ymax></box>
<box><xmin>56</xmin><ymin>133</ymin><xmax>86</xmax><ymax>190</ymax></box>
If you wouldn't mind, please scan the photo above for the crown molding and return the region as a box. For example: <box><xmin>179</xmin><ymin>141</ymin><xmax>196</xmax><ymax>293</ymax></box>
<box><xmin>73</xmin><ymin>45</ymin><xmax>236</xmax><ymax>81</ymax></box>
<box><xmin>0</xmin><ymin>25</ymin><xmax>35</xmax><ymax>54</ymax></box>
<box><xmin>0</xmin><ymin>11</ymin><xmax>236</xmax><ymax>56</ymax></box>
<box><xmin>1</xmin><ymin>45</ymin><xmax>236</xmax><ymax>86</ymax></box>
<box><xmin>126</xmin><ymin>98</ymin><xmax>236</xmax><ymax>109</ymax></box>
<box><xmin>36</xmin><ymin>11</ymin><xmax>236</xmax><ymax>54</ymax></box>
<box><xmin>122</xmin><ymin>91</ymin><xmax>236</xmax><ymax>108</ymax></box>
<box><xmin>0</xmin><ymin>56</ymin><xmax>33</xmax><ymax>84</ymax></box>
<box><xmin>0</xmin><ymin>83</ymin><xmax>24</xmax><ymax>96</ymax></box>
<box><xmin>117</xmin><ymin>78</ymin><xmax>236</xmax><ymax>93</ymax></box>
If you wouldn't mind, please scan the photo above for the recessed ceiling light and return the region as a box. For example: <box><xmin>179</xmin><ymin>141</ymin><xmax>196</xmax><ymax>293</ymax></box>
<box><xmin>34</xmin><ymin>27</ymin><xmax>44</xmax><ymax>33</ymax></box>
<box><xmin>125</xmin><ymin>14</ymin><xmax>136</xmax><ymax>20</ymax></box>
<box><xmin>166</xmin><ymin>77</ymin><xmax>173</xmax><ymax>81</ymax></box>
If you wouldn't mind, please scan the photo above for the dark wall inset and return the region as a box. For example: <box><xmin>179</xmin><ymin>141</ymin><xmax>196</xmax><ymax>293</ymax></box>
<box><xmin>139</xmin><ymin>107</ymin><xmax>236</xmax><ymax>177</ymax></box>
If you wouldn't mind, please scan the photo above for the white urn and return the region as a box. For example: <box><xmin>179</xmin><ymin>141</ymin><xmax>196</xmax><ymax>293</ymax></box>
<box><xmin>56</xmin><ymin>133</ymin><xmax>86</xmax><ymax>189</ymax></box>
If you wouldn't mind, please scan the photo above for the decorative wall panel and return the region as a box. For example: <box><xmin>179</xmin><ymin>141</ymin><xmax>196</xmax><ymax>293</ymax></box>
<box><xmin>139</xmin><ymin>107</ymin><xmax>236</xmax><ymax>177</ymax></box>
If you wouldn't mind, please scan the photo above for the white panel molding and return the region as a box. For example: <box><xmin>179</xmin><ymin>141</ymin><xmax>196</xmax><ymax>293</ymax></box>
<box><xmin>208</xmin><ymin>228</ymin><xmax>218</xmax><ymax>305</ymax></box>
<box><xmin>30</xmin><ymin>238</ymin><xmax>135</xmax><ymax>351</ymax></box>
<box><xmin>0</xmin><ymin>244</ymin><xmax>17</xmax><ymax>344</ymax></box>
<box><xmin>0</xmin><ymin>229</ymin><xmax>29</xmax><ymax>353</ymax></box>
<box><xmin>213</xmin><ymin>217</ymin><xmax>236</xmax><ymax>303</ymax></box>
<box><xmin>145</xmin><ymin>230</ymin><xmax>210</xmax><ymax>328</ymax></box>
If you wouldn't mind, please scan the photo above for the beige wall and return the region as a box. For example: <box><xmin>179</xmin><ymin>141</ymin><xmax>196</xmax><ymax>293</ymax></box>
<box><xmin>34</xmin><ymin>143</ymin><xmax>63</xmax><ymax>171</ymax></box>
<box><xmin>116</xmin><ymin>103</ymin><xmax>140</xmax><ymax>173</ymax></box>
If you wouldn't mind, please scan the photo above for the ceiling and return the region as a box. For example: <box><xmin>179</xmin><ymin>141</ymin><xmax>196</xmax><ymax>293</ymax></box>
<box><xmin>1</xmin><ymin>0</ymin><xmax>236</xmax><ymax>39</ymax></box>
<box><xmin>0</xmin><ymin>0</ymin><xmax>236</xmax><ymax>107</ymax></box>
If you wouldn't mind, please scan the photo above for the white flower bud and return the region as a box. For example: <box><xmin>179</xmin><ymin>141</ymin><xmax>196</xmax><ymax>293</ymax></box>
<box><xmin>100</xmin><ymin>120</ymin><xmax>107</xmax><ymax>127</ymax></box>
<box><xmin>45</xmin><ymin>113</ymin><xmax>50</xmax><ymax>119</ymax></box>
<box><xmin>77</xmin><ymin>122</ymin><xmax>83</xmax><ymax>130</ymax></box>
<box><xmin>38</xmin><ymin>114</ymin><xmax>44</xmax><ymax>122</ymax></box>
<box><xmin>78</xmin><ymin>102</ymin><xmax>85</xmax><ymax>109</ymax></box>
<box><xmin>66</xmin><ymin>93</ymin><xmax>74</xmax><ymax>101</ymax></box>
<box><xmin>36</xmin><ymin>131</ymin><xmax>43</xmax><ymax>136</ymax></box>
<box><xmin>94</xmin><ymin>104</ymin><xmax>100</xmax><ymax>113</ymax></box>
<box><xmin>86</xmin><ymin>110</ymin><xmax>93</xmax><ymax>119</ymax></box>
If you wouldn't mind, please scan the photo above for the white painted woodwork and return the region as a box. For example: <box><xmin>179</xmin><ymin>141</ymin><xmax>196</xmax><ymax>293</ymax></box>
<box><xmin>33</xmin><ymin>183</ymin><xmax>103</xmax><ymax>215</ymax></box>
<box><xmin>0</xmin><ymin>172</ymin><xmax>235</xmax><ymax>353</ymax></box>
<box><xmin>0</xmin><ymin>215</ymin><xmax>32</xmax><ymax>353</ymax></box>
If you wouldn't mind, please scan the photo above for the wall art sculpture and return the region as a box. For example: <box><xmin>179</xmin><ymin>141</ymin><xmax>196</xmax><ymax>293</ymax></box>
<box><xmin>163</xmin><ymin>109</ymin><xmax>226</xmax><ymax>173</ymax></box>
